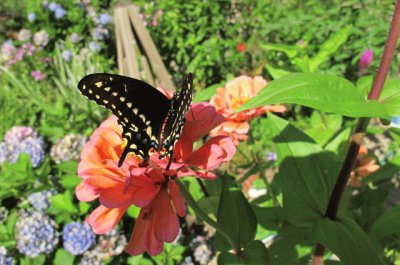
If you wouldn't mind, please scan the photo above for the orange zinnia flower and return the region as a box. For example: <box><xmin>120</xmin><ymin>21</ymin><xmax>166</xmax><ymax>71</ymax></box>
<box><xmin>210</xmin><ymin>76</ymin><xmax>286</xmax><ymax>144</ymax></box>
<box><xmin>349</xmin><ymin>146</ymin><xmax>380</xmax><ymax>187</ymax></box>
<box><xmin>76</xmin><ymin>102</ymin><xmax>236</xmax><ymax>256</ymax></box>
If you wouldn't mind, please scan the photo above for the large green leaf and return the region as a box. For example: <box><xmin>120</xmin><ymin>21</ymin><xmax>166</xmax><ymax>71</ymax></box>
<box><xmin>238</xmin><ymin>73</ymin><xmax>390</xmax><ymax>118</ymax></box>
<box><xmin>54</xmin><ymin>249</ymin><xmax>75</xmax><ymax>265</ymax></box>
<box><xmin>215</xmin><ymin>177</ymin><xmax>257</xmax><ymax>251</ymax></box>
<box><xmin>260</xmin><ymin>43</ymin><xmax>299</xmax><ymax>58</ymax></box>
<box><xmin>314</xmin><ymin>216</ymin><xmax>385</xmax><ymax>265</ymax></box>
<box><xmin>266</xmin><ymin>114</ymin><xmax>338</xmax><ymax>226</ymax></box>
<box><xmin>369</xmin><ymin>204</ymin><xmax>400</xmax><ymax>240</ymax></box>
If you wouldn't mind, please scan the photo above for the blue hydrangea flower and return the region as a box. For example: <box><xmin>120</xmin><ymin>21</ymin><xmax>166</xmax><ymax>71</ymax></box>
<box><xmin>27</xmin><ymin>13</ymin><xmax>36</xmax><ymax>22</ymax></box>
<box><xmin>28</xmin><ymin>190</ymin><xmax>55</xmax><ymax>211</ymax></box>
<box><xmin>0</xmin><ymin>247</ymin><xmax>13</xmax><ymax>265</ymax></box>
<box><xmin>15</xmin><ymin>211</ymin><xmax>59</xmax><ymax>257</ymax></box>
<box><xmin>63</xmin><ymin>222</ymin><xmax>96</xmax><ymax>255</ymax></box>
<box><xmin>54</xmin><ymin>6</ymin><xmax>66</xmax><ymax>19</ymax></box>
<box><xmin>98</xmin><ymin>13</ymin><xmax>111</xmax><ymax>25</ymax></box>
<box><xmin>0</xmin><ymin>142</ymin><xmax>8</xmax><ymax>165</ymax></box>
<box><xmin>48</xmin><ymin>2</ymin><xmax>60</xmax><ymax>11</ymax></box>
<box><xmin>15</xmin><ymin>137</ymin><xmax>45</xmax><ymax>167</ymax></box>
<box><xmin>88</xmin><ymin>41</ymin><xmax>100</xmax><ymax>51</ymax></box>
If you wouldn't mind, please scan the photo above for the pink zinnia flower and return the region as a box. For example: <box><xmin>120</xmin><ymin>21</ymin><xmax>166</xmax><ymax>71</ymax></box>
<box><xmin>77</xmin><ymin>102</ymin><xmax>236</xmax><ymax>256</ymax></box>
<box><xmin>210</xmin><ymin>76</ymin><xmax>286</xmax><ymax>144</ymax></box>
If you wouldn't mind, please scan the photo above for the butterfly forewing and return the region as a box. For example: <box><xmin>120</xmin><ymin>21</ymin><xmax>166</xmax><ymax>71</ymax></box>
<box><xmin>161</xmin><ymin>73</ymin><xmax>194</xmax><ymax>159</ymax></box>
<box><xmin>77</xmin><ymin>73</ymin><xmax>170</xmax><ymax>165</ymax></box>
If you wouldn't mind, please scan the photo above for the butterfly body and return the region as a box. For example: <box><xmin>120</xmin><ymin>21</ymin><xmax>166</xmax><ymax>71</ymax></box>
<box><xmin>77</xmin><ymin>73</ymin><xmax>193</xmax><ymax>167</ymax></box>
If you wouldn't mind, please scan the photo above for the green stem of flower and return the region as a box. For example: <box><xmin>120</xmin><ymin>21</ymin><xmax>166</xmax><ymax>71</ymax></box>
<box><xmin>175</xmin><ymin>178</ymin><xmax>237</xmax><ymax>250</ymax></box>
<box><xmin>247</xmin><ymin>132</ymin><xmax>280</xmax><ymax>207</ymax></box>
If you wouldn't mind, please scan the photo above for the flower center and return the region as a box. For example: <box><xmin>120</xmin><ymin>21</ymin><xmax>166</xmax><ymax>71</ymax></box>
<box><xmin>231</xmin><ymin>96</ymin><xmax>249</xmax><ymax>110</ymax></box>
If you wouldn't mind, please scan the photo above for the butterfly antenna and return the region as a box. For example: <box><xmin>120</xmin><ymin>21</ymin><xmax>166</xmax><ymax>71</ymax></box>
<box><xmin>166</xmin><ymin>153</ymin><xmax>173</xmax><ymax>170</ymax></box>
<box><xmin>118</xmin><ymin>146</ymin><xmax>130</xmax><ymax>167</ymax></box>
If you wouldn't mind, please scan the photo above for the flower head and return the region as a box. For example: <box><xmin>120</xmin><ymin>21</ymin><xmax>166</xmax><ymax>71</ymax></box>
<box><xmin>15</xmin><ymin>210</ymin><xmax>59</xmax><ymax>257</ymax></box>
<box><xmin>0</xmin><ymin>247</ymin><xmax>13</xmax><ymax>265</ymax></box>
<box><xmin>210</xmin><ymin>76</ymin><xmax>286</xmax><ymax>144</ymax></box>
<box><xmin>33</xmin><ymin>30</ymin><xmax>49</xmax><ymax>47</ymax></box>
<box><xmin>28</xmin><ymin>190</ymin><xmax>55</xmax><ymax>211</ymax></box>
<box><xmin>31</xmin><ymin>70</ymin><xmax>47</xmax><ymax>81</ymax></box>
<box><xmin>89</xmin><ymin>41</ymin><xmax>100</xmax><ymax>51</ymax></box>
<box><xmin>54</xmin><ymin>6</ymin><xmax>66</xmax><ymax>19</ymax></box>
<box><xmin>61</xmin><ymin>50</ymin><xmax>72</xmax><ymax>61</ymax></box>
<box><xmin>77</xmin><ymin>101</ymin><xmax>235</xmax><ymax>256</ymax></box>
<box><xmin>50</xmin><ymin>133</ymin><xmax>87</xmax><ymax>163</ymax></box>
<box><xmin>69</xmin><ymin>33</ymin><xmax>83</xmax><ymax>43</ymax></box>
<box><xmin>17</xmin><ymin>29</ymin><xmax>31</xmax><ymax>42</ymax></box>
<box><xmin>359</xmin><ymin>49</ymin><xmax>374</xmax><ymax>70</ymax></box>
<box><xmin>190</xmin><ymin>236</ymin><xmax>213</xmax><ymax>264</ymax></box>
<box><xmin>63</xmin><ymin>222</ymin><xmax>96</xmax><ymax>255</ymax></box>
<box><xmin>48</xmin><ymin>2</ymin><xmax>60</xmax><ymax>11</ymax></box>
<box><xmin>237</xmin><ymin>43</ymin><xmax>246</xmax><ymax>52</ymax></box>
<box><xmin>2</xmin><ymin>126</ymin><xmax>45</xmax><ymax>167</ymax></box>
<box><xmin>27</xmin><ymin>12</ymin><xmax>36</xmax><ymax>22</ymax></box>
<box><xmin>349</xmin><ymin>146</ymin><xmax>380</xmax><ymax>187</ymax></box>
<box><xmin>98</xmin><ymin>13</ymin><xmax>111</xmax><ymax>25</ymax></box>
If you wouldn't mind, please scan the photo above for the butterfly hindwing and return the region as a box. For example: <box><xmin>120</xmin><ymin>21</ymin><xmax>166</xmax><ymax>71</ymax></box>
<box><xmin>77</xmin><ymin>73</ymin><xmax>170</xmax><ymax>165</ymax></box>
<box><xmin>161</xmin><ymin>73</ymin><xmax>194</xmax><ymax>160</ymax></box>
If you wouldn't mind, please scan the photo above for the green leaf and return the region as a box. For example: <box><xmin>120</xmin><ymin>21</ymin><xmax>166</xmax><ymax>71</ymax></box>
<box><xmin>265</xmin><ymin>64</ymin><xmax>292</xmax><ymax>80</ymax></box>
<box><xmin>127</xmin><ymin>255</ymin><xmax>153</xmax><ymax>265</ymax></box>
<box><xmin>79</xmin><ymin>202</ymin><xmax>90</xmax><ymax>215</ymax></box>
<box><xmin>261</xmin><ymin>43</ymin><xmax>299</xmax><ymax>58</ymax></box>
<box><xmin>54</xmin><ymin>249</ymin><xmax>75</xmax><ymax>265</ymax></box>
<box><xmin>218</xmin><ymin>240</ymin><xmax>270</xmax><ymax>265</ymax></box>
<box><xmin>215</xmin><ymin>177</ymin><xmax>257</xmax><ymax>251</ymax></box>
<box><xmin>193</xmin><ymin>83</ymin><xmax>222</xmax><ymax>102</ymax></box>
<box><xmin>363</xmin><ymin>154</ymin><xmax>400</xmax><ymax>183</ymax></box>
<box><xmin>369</xmin><ymin>204</ymin><xmax>400</xmax><ymax>240</ymax></box>
<box><xmin>266</xmin><ymin>114</ymin><xmax>338</xmax><ymax>226</ymax></box>
<box><xmin>309</xmin><ymin>26</ymin><xmax>351</xmax><ymax>72</ymax></box>
<box><xmin>127</xmin><ymin>205</ymin><xmax>140</xmax><ymax>218</ymax></box>
<box><xmin>197</xmin><ymin>196</ymin><xmax>219</xmax><ymax>216</ymax></box>
<box><xmin>315</xmin><ymin>216</ymin><xmax>385</xmax><ymax>265</ymax></box>
<box><xmin>238</xmin><ymin>73</ymin><xmax>389</xmax><ymax>118</ymax></box>
<box><xmin>324</xmin><ymin>127</ymin><xmax>352</xmax><ymax>157</ymax></box>
<box><xmin>21</xmin><ymin>255</ymin><xmax>46</xmax><ymax>265</ymax></box>
<box><xmin>56</xmin><ymin>161</ymin><xmax>78</xmax><ymax>174</ymax></box>
<box><xmin>50</xmin><ymin>191</ymin><xmax>78</xmax><ymax>214</ymax></box>
<box><xmin>252</xmin><ymin>206</ymin><xmax>283</xmax><ymax>230</ymax></box>
<box><xmin>59</xmin><ymin>174</ymin><xmax>81</xmax><ymax>189</ymax></box>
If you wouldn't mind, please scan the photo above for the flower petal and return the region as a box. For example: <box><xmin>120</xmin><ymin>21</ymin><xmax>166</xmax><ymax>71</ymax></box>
<box><xmin>86</xmin><ymin>205</ymin><xmax>129</xmax><ymax>234</ymax></box>
<box><xmin>153</xmin><ymin>191</ymin><xmax>180</xmax><ymax>242</ymax></box>
<box><xmin>169</xmin><ymin>181</ymin><xmax>187</xmax><ymax>217</ymax></box>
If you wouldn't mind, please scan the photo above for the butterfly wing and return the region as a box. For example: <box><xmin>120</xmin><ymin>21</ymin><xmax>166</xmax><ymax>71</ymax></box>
<box><xmin>161</xmin><ymin>73</ymin><xmax>194</xmax><ymax>161</ymax></box>
<box><xmin>77</xmin><ymin>73</ymin><xmax>170</xmax><ymax>166</ymax></box>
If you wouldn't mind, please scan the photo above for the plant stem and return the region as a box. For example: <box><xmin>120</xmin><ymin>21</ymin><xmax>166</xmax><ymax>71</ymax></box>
<box><xmin>311</xmin><ymin>1</ymin><xmax>400</xmax><ymax>264</ymax></box>
<box><xmin>175</xmin><ymin>178</ymin><xmax>238</xmax><ymax>251</ymax></box>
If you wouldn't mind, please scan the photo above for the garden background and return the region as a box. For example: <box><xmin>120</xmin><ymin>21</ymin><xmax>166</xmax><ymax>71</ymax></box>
<box><xmin>1</xmin><ymin>0</ymin><xmax>400</xmax><ymax>264</ymax></box>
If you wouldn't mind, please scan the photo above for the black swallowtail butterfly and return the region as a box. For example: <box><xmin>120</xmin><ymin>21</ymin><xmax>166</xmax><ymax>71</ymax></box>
<box><xmin>77</xmin><ymin>73</ymin><xmax>193</xmax><ymax>168</ymax></box>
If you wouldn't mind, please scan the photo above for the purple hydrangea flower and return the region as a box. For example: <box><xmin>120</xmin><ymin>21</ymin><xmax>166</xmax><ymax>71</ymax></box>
<box><xmin>92</xmin><ymin>26</ymin><xmax>108</xmax><ymax>40</ymax></box>
<box><xmin>54</xmin><ymin>6</ymin><xmax>66</xmax><ymax>19</ymax></box>
<box><xmin>98</xmin><ymin>13</ymin><xmax>111</xmax><ymax>25</ymax></box>
<box><xmin>359</xmin><ymin>49</ymin><xmax>374</xmax><ymax>70</ymax></box>
<box><xmin>4</xmin><ymin>126</ymin><xmax>36</xmax><ymax>144</ymax></box>
<box><xmin>28</xmin><ymin>13</ymin><xmax>36</xmax><ymax>22</ymax></box>
<box><xmin>15</xmin><ymin>211</ymin><xmax>59</xmax><ymax>257</ymax></box>
<box><xmin>0</xmin><ymin>247</ymin><xmax>13</xmax><ymax>265</ymax></box>
<box><xmin>33</xmin><ymin>30</ymin><xmax>49</xmax><ymax>47</ymax></box>
<box><xmin>17</xmin><ymin>137</ymin><xmax>46</xmax><ymax>167</ymax></box>
<box><xmin>63</xmin><ymin>222</ymin><xmax>96</xmax><ymax>255</ymax></box>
